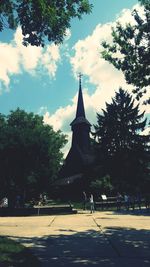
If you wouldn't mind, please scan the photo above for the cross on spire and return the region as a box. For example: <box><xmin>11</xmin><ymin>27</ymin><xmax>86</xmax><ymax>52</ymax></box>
<box><xmin>78</xmin><ymin>72</ymin><xmax>83</xmax><ymax>89</ymax></box>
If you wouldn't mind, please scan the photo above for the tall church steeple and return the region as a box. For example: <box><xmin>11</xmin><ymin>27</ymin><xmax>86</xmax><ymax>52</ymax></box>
<box><xmin>70</xmin><ymin>74</ymin><xmax>91</xmax><ymax>153</ymax></box>
<box><xmin>75</xmin><ymin>73</ymin><xmax>85</xmax><ymax>118</ymax></box>
<box><xmin>71</xmin><ymin>74</ymin><xmax>90</xmax><ymax>128</ymax></box>
<box><xmin>57</xmin><ymin>75</ymin><xmax>93</xmax><ymax>185</ymax></box>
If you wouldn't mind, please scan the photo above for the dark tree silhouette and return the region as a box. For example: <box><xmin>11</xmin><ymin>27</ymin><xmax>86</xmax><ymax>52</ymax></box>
<box><xmin>93</xmin><ymin>88</ymin><xmax>150</xmax><ymax>192</ymax></box>
<box><xmin>0</xmin><ymin>108</ymin><xmax>67</xmax><ymax>201</ymax></box>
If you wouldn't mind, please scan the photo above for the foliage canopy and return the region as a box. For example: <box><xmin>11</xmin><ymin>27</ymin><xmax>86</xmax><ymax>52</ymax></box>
<box><xmin>0</xmin><ymin>0</ymin><xmax>92</xmax><ymax>46</ymax></box>
<box><xmin>101</xmin><ymin>0</ymin><xmax>150</xmax><ymax>104</ymax></box>
<box><xmin>0</xmin><ymin>108</ymin><xmax>67</xmax><ymax>201</ymax></box>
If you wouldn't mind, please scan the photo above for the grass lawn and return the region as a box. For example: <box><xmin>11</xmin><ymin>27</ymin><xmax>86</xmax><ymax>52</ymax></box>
<box><xmin>0</xmin><ymin>236</ymin><xmax>40</xmax><ymax>267</ymax></box>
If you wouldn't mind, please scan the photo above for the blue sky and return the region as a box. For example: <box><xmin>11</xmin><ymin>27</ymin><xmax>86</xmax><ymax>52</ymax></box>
<box><xmin>0</xmin><ymin>0</ymin><xmax>149</xmax><ymax>155</ymax></box>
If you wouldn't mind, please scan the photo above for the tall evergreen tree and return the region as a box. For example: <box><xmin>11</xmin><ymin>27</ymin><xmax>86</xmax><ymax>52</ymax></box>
<box><xmin>93</xmin><ymin>88</ymin><xmax>150</xmax><ymax>192</ymax></box>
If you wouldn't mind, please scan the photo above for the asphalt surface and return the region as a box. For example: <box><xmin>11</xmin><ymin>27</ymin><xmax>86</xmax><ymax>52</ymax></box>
<box><xmin>0</xmin><ymin>209</ymin><xmax>150</xmax><ymax>266</ymax></box>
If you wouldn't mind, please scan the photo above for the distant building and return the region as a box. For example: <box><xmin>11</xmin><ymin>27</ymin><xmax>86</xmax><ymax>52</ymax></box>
<box><xmin>56</xmin><ymin>74</ymin><xmax>94</xmax><ymax>186</ymax></box>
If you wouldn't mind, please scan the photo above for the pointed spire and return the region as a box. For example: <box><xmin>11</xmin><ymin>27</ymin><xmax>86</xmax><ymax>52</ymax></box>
<box><xmin>76</xmin><ymin>73</ymin><xmax>85</xmax><ymax>118</ymax></box>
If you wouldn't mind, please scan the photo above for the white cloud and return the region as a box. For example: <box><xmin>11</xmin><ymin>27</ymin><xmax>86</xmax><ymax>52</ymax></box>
<box><xmin>43</xmin><ymin>88</ymin><xmax>97</xmax><ymax>156</ymax></box>
<box><xmin>43</xmin><ymin>100</ymin><xmax>76</xmax><ymax>157</ymax></box>
<box><xmin>61</xmin><ymin>132</ymin><xmax>72</xmax><ymax>158</ymax></box>
<box><xmin>14</xmin><ymin>27</ymin><xmax>42</xmax><ymax>72</ymax></box>
<box><xmin>116</xmin><ymin>4</ymin><xmax>145</xmax><ymax>26</ymax></box>
<box><xmin>142</xmin><ymin>127</ymin><xmax>150</xmax><ymax>136</ymax></box>
<box><xmin>0</xmin><ymin>43</ymin><xmax>20</xmax><ymax>88</ymax></box>
<box><xmin>64</xmin><ymin>29</ymin><xmax>71</xmax><ymax>41</ymax></box>
<box><xmin>43</xmin><ymin>3</ymin><xmax>149</xmax><ymax>157</ymax></box>
<box><xmin>70</xmin><ymin>3</ymin><xmax>149</xmax><ymax>114</ymax></box>
<box><xmin>43</xmin><ymin>101</ymin><xmax>76</xmax><ymax>132</ymax></box>
<box><xmin>0</xmin><ymin>27</ymin><xmax>61</xmax><ymax>91</ymax></box>
<box><xmin>43</xmin><ymin>88</ymin><xmax>97</xmax><ymax>132</ymax></box>
<box><xmin>41</xmin><ymin>44</ymin><xmax>60</xmax><ymax>77</ymax></box>
<box><xmin>70</xmin><ymin>21</ymin><xmax>133</xmax><ymax>116</ymax></box>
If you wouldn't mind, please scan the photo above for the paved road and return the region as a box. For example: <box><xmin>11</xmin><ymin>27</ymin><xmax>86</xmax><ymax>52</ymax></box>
<box><xmin>0</xmin><ymin>210</ymin><xmax>150</xmax><ymax>266</ymax></box>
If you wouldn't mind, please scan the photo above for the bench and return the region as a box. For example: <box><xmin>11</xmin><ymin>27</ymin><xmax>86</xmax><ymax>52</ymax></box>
<box><xmin>95</xmin><ymin>196</ymin><xmax>149</xmax><ymax>211</ymax></box>
<box><xmin>95</xmin><ymin>196</ymin><xmax>117</xmax><ymax>210</ymax></box>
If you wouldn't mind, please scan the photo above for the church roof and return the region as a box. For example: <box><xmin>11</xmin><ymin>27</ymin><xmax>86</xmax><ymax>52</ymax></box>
<box><xmin>76</xmin><ymin>76</ymin><xmax>85</xmax><ymax>118</ymax></box>
<box><xmin>70</xmin><ymin>74</ymin><xmax>91</xmax><ymax>126</ymax></box>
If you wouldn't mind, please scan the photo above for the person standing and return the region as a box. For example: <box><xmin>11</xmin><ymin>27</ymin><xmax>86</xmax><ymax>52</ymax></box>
<box><xmin>116</xmin><ymin>192</ymin><xmax>122</xmax><ymax>211</ymax></box>
<box><xmin>43</xmin><ymin>193</ymin><xmax>47</xmax><ymax>205</ymax></box>
<box><xmin>89</xmin><ymin>193</ymin><xmax>94</xmax><ymax>213</ymax></box>
<box><xmin>136</xmin><ymin>192</ymin><xmax>142</xmax><ymax>210</ymax></box>
<box><xmin>124</xmin><ymin>193</ymin><xmax>129</xmax><ymax>210</ymax></box>
<box><xmin>0</xmin><ymin>196</ymin><xmax>8</xmax><ymax>207</ymax></box>
<box><xmin>83</xmin><ymin>191</ymin><xmax>87</xmax><ymax>210</ymax></box>
<box><xmin>38</xmin><ymin>193</ymin><xmax>43</xmax><ymax>206</ymax></box>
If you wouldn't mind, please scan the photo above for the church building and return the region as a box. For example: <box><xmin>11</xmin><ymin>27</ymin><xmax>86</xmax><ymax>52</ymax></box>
<box><xmin>57</xmin><ymin>74</ymin><xmax>94</xmax><ymax>186</ymax></box>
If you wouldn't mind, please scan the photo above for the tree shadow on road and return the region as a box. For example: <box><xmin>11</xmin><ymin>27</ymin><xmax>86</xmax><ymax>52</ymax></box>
<box><xmin>4</xmin><ymin>225</ymin><xmax>150</xmax><ymax>267</ymax></box>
